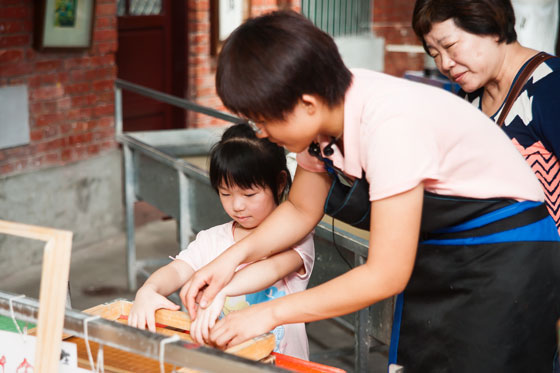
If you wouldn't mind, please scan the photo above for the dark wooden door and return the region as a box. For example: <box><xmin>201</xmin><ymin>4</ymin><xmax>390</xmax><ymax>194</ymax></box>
<box><xmin>117</xmin><ymin>0</ymin><xmax>186</xmax><ymax>131</ymax></box>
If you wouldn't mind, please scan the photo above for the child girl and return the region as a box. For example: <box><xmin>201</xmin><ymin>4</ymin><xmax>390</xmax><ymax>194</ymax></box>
<box><xmin>184</xmin><ymin>10</ymin><xmax>560</xmax><ymax>373</ymax></box>
<box><xmin>128</xmin><ymin>123</ymin><xmax>315</xmax><ymax>360</ymax></box>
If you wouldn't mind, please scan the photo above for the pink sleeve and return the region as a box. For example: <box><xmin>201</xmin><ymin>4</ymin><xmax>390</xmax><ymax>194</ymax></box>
<box><xmin>289</xmin><ymin>232</ymin><xmax>315</xmax><ymax>280</ymax></box>
<box><xmin>175</xmin><ymin>232</ymin><xmax>206</xmax><ymax>271</ymax></box>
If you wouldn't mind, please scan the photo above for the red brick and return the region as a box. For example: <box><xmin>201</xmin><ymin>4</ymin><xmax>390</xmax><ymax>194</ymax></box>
<box><xmin>35</xmin><ymin>113</ymin><xmax>65</xmax><ymax>127</ymax></box>
<box><xmin>87</xmin><ymin>144</ymin><xmax>100</xmax><ymax>156</ymax></box>
<box><xmin>96</xmin><ymin>91</ymin><xmax>114</xmax><ymax>104</ymax></box>
<box><xmin>64</xmin><ymin>56</ymin><xmax>93</xmax><ymax>70</ymax></box>
<box><xmin>71</xmin><ymin>67</ymin><xmax>115</xmax><ymax>82</ymax></box>
<box><xmin>4</xmin><ymin>144</ymin><xmax>31</xmax><ymax>158</ymax></box>
<box><xmin>28</xmin><ymin>72</ymin><xmax>69</xmax><ymax>88</ymax></box>
<box><xmin>1</xmin><ymin>163</ymin><xmax>15</xmax><ymax>175</ymax></box>
<box><xmin>0</xmin><ymin>62</ymin><xmax>32</xmax><ymax>77</ymax></box>
<box><xmin>30</xmin><ymin>101</ymin><xmax>57</xmax><ymax>115</ymax></box>
<box><xmin>0</xmin><ymin>48</ymin><xmax>23</xmax><ymax>64</ymax></box>
<box><xmin>95</xmin><ymin>17</ymin><xmax>117</xmax><ymax>29</ymax></box>
<box><xmin>44</xmin><ymin>125</ymin><xmax>59</xmax><ymax>138</ymax></box>
<box><xmin>91</xmin><ymin>54</ymin><xmax>114</xmax><ymax>67</ymax></box>
<box><xmin>92</xmin><ymin>128</ymin><xmax>114</xmax><ymax>141</ymax></box>
<box><xmin>93</xmin><ymin>104</ymin><xmax>114</xmax><ymax>117</ymax></box>
<box><xmin>93</xmin><ymin>41</ymin><xmax>117</xmax><ymax>54</ymax></box>
<box><xmin>69</xmin><ymin>132</ymin><xmax>94</xmax><ymax>146</ymax></box>
<box><xmin>71</xmin><ymin>94</ymin><xmax>98</xmax><ymax>107</ymax></box>
<box><xmin>57</xmin><ymin>97</ymin><xmax>72</xmax><ymax>110</ymax></box>
<box><xmin>97</xmin><ymin>117</ymin><xmax>114</xmax><ymax>128</ymax></box>
<box><xmin>60</xmin><ymin>148</ymin><xmax>73</xmax><ymax>162</ymax></box>
<box><xmin>30</xmin><ymin>128</ymin><xmax>44</xmax><ymax>142</ymax></box>
<box><xmin>96</xmin><ymin>3</ymin><xmax>117</xmax><ymax>16</ymax></box>
<box><xmin>31</xmin><ymin>85</ymin><xmax>64</xmax><ymax>101</ymax></box>
<box><xmin>66</xmin><ymin>107</ymin><xmax>94</xmax><ymax>121</ymax></box>
<box><xmin>0</xmin><ymin>20</ymin><xmax>25</xmax><ymax>33</ymax></box>
<box><xmin>59</xmin><ymin>123</ymin><xmax>73</xmax><ymax>134</ymax></box>
<box><xmin>92</xmin><ymin>79</ymin><xmax>114</xmax><ymax>91</ymax></box>
<box><xmin>35</xmin><ymin>138</ymin><xmax>66</xmax><ymax>153</ymax></box>
<box><xmin>0</xmin><ymin>34</ymin><xmax>29</xmax><ymax>48</ymax></box>
<box><xmin>93</xmin><ymin>29</ymin><xmax>117</xmax><ymax>42</ymax></box>
<box><xmin>34</xmin><ymin>60</ymin><xmax>63</xmax><ymax>72</ymax></box>
<box><xmin>64</xmin><ymin>82</ymin><xmax>91</xmax><ymax>95</ymax></box>
<box><xmin>0</xmin><ymin>6</ymin><xmax>29</xmax><ymax>18</ymax></box>
<box><xmin>43</xmin><ymin>152</ymin><xmax>60</xmax><ymax>165</ymax></box>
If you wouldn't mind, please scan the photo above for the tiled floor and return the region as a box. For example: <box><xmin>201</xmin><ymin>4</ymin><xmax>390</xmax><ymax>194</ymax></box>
<box><xmin>2</xmin><ymin>204</ymin><xmax>388</xmax><ymax>372</ymax></box>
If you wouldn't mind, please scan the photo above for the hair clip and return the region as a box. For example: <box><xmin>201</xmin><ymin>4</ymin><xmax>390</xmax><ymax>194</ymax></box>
<box><xmin>247</xmin><ymin>119</ymin><xmax>262</xmax><ymax>134</ymax></box>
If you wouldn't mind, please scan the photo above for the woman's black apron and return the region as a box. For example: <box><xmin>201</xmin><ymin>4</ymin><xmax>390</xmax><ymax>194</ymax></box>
<box><xmin>389</xmin><ymin>192</ymin><xmax>560</xmax><ymax>372</ymax></box>
<box><xmin>311</xmin><ymin>144</ymin><xmax>560</xmax><ymax>371</ymax></box>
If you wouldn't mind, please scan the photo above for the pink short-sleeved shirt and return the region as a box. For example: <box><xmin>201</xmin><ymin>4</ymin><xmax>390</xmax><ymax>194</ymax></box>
<box><xmin>176</xmin><ymin>221</ymin><xmax>315</xmax><ymax>360</ymax></box>
<box><xmin>297</xmin><ymin>69</ymin><xmax>544</xmax><ymax>202</ymax></box>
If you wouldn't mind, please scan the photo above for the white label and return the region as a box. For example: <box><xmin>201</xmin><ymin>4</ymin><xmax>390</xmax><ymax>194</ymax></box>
<box><xmin>0</xmin><ymin>330</ymin><xmax>79</xmax><ymax>372</ymax></box>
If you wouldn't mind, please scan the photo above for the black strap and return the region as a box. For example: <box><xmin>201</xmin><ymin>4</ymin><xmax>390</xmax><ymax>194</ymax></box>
<box><xmin>496</xmin><ymin>52</ymin><xmax>553</xmax><ymax>126</ymax></box>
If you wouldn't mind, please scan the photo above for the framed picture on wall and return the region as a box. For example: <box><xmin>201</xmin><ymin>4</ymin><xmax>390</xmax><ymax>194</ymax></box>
<box><xmin>34</xmin><ymin>0</ymin><xmax>96</xmax><ymax>51</ymax></box>
<box><xmin>211</xmin><ymin>0</ymin><xmax>251</xmax><ymax>55</ymax></box>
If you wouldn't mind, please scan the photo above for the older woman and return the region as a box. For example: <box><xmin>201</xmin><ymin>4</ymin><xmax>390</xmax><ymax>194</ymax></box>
<box><xmin>413</xmin><ymin>0</ymin><xmax>560</xmax><ymax>235</ymax></box>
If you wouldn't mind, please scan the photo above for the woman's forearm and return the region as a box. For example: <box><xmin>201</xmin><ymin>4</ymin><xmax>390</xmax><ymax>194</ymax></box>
<box><xmin>268</xmin><ymin>261</ymin><xmax>404</xmax><ymax>326</ymax></box>
<box><xmin>235</xmin><ymin>167</ymin><xmax>331</xmax><ymax>263</ymax></box>
<box><xmin>224</xmin><ymin>250</ymin><xmax>304</xmax><ymax>297</ymax></box>
<box><xmin>271</xmin><ymin>184</ymin><xmax>423</xmax><ymax>325</ymax></box>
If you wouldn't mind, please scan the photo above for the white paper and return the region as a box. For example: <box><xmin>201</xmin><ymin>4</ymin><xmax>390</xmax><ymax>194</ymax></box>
<box><xmin>0</xmin><ymin>330</ymin><xmax>79</xmax><ymax>372</ymax></box>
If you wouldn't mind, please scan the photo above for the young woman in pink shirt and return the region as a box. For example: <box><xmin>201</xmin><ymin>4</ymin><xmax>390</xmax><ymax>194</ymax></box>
<box><xmin>183</xmin><ymin>10</ymin><xmax>560</xmax><ymax>372</ymax></box>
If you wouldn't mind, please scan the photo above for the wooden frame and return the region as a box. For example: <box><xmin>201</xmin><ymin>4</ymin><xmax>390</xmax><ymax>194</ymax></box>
<box><xmin>0</xmin><ymin>220</ymin><xmax>72</xmax><ymax>373</ymax></box>
<box><xmin>81</xmin><ymin>300</ymin><xmax>276</xmax><ymax>361</ymax></box>
<box><xmin>34</xmin><ymin>0</ymin><xmax>96</xmax><ymax>51</ymax></box>
<box><xmin>210</xmin><ymin>0</ymin><xmax>251</xmax><ymax>55</ymax></box>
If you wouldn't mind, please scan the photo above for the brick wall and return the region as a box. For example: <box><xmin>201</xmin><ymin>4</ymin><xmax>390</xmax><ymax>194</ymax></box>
<box><xmin>186</xmin><ymin>0</ymin><xmax>300</xmax><ymax>127</ymax></box>
<box><xmin>373</xmin><ymin>0</ymin><xmax>424</xmax><ymax>77</ymax></box>
<box><xmin>0</xmin><ymin>0</ymin><xmax>117</xmax><ymax>176</ymax></box>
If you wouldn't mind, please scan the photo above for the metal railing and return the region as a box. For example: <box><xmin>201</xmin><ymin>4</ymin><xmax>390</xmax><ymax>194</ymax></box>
<box><xmin>302</xmin><ymin>0</ymin><xmax>372</xmax><ymax>37</ymax></box>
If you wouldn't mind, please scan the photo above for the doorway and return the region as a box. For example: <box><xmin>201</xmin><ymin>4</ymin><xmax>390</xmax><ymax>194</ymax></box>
<box><xmin>116</xmin><ymin>0</ymin><xmax>187</xmax><ymax>131</ymax></box>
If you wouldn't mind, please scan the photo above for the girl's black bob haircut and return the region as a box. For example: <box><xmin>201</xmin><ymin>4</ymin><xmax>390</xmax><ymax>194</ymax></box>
<box><xmin>209</xmin><ymin>123</ymin><xmax>291</xmax><ymax>204</ymax></box>
<box><xmin>216</xmin><ymin>10</ymin><xmax>352</xmax><ymax>122</ymax></box>
<box><xmin>412</xmin><ymin>0</ymin><xmax>517</xmax><ymax>54</ymax></box>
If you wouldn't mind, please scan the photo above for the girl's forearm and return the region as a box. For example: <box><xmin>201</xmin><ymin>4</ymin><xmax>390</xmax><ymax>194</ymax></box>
<box><xmin>143</xmin><ymin>260</ymin><xmax>194</xmax><ymax>296</ymax></box>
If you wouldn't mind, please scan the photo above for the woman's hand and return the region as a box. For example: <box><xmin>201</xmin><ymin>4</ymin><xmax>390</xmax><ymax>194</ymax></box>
<box><xmin>209</xmin><ymin>303</ymin><xmax>276</xmax><ymax>349</ymax></box>
<box><xmin>181</xmin><ymin>259</ymin><xmax>237</xmax><ymax>321</ymax></box>
<box><xmin>189</xmin><ymin>291</ymin><xmax>227</xmax><ymax>345</ymax></box>
<box><xmin>128</xmin><ymin>285</ymin><xmax>180</xmax><ymax>332</ymax></box>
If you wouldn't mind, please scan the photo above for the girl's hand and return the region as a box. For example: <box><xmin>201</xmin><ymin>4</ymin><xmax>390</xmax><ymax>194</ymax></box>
<box><xmin>128</xmin><ymin>285</ymin><xmax>180</xmax><ymax>333</ymax></box>
<box><xmin>209</xmin><ymin>303</ymin><xmax>275</xmax><ymax>349</ymax></box>
<box><xmin>189</xmin><ymin>291</ymin><xmax>226</xmax><ymax>345</ymax></box>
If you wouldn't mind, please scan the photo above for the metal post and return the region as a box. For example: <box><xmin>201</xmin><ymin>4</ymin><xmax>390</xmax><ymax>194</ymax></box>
<box><xmin>354</xmin><ymin>254</ymin><xmax>374</xmax><ymax>372</ymax></box>
<box><xmin>124</xmin><ymin>144</ymin><xmax>137</xmax><ymax>290</ymax></box>
<box><xmin>114</xmin><ymin>86</ymin><xmax>123</xmax><ymax>137</ymax></box>
<box><xmin>178</xmin><ymin>170</ymin><xmax>191</xmax><ymax>251</ymax></box>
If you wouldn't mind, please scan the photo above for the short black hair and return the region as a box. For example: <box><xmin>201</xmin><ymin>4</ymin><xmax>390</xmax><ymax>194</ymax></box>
<box><xmin>412</xmin><ymin>0</ymin><xmax>517</xmax><ymax>53</ymax></box>
<box><xmin>216</xmin><ymin>10</ymin><xmax>352</xmax><ymax>122</ymax></box>
<box><xmin>209</xmin><ymin>123</ymin><xmax>291</xmax><ymax>204</ymax></box>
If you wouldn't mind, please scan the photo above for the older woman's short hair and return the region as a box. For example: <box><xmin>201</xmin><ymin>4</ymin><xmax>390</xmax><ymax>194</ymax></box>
<box><xmin>412</xmin><ymin>0</ymin><xmax>517</xmax><ymax>53</ymax></box>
